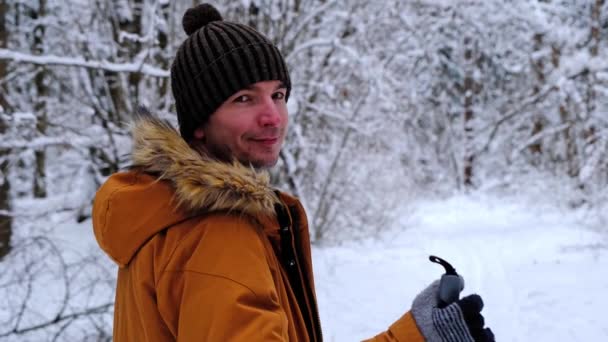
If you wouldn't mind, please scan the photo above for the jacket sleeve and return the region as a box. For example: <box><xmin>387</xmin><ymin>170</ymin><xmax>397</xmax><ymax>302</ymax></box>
<box><xmin>156</xmin><ymin>215</ymin><xmax>289</xmax><ymax>341</ymax></box>
<box><xmin>364</xmin><ymin>312</ymin><xmax>426</xmax><ymax>342</ymax></box>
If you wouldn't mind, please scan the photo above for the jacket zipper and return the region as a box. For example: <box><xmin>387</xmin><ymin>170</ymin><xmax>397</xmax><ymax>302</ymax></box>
<box><xmin>292</xmin><ymin>223</ymin><xmax>323</xmax><ymax>342</ymax></box>
<box><xmin>275</xmin><ymin>201</ymin><xmax>323</xmax><ymax>342</ymax></box>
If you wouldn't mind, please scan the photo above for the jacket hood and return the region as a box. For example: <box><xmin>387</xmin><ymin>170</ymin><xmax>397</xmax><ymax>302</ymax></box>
<box><xmin>92</xmin><ymin>114</ymin><xmax>280</xmax><ymax>266</ymax></box>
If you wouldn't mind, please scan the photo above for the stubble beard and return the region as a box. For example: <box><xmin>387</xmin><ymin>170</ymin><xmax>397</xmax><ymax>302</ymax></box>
<box><xmin>192</xmin><ymin>139</ymin><xmax>279</xmax><ymax>170</ymax></box>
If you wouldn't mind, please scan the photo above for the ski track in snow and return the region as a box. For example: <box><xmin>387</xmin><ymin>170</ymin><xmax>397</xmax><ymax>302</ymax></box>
<box><xmin>313</xmin><ymin>195</ymin><xmax>608</xmax><ymax>341</ymax></box>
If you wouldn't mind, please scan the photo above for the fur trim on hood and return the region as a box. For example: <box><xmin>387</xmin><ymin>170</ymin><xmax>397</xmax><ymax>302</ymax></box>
<box><xmin>92</xmin><ymin>111</ymin><xmax>282</xmax><ymax>266</ymax></box>
<box><xmin>130</xmin><ymin>111</ymin><xmax>280</xmax><ymax>217</ymax></box>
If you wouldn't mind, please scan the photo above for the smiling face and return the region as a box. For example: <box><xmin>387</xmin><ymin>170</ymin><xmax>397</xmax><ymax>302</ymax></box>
<box><xmin>192</xmin><ymin>80</ymin><xmax>288</xmax><ymax>169</ymax></box>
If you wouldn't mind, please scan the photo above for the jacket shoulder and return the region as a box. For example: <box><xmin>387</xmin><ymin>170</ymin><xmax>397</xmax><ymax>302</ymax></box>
<box><xmin>93</xmin><ymin>171</ymin><xmax>187</xmax><ymax>267</ymax></box>
<box><xmin>157</xmin><ymin>213</ymin><xmax>277</xmax><ymax>291</ymax></box>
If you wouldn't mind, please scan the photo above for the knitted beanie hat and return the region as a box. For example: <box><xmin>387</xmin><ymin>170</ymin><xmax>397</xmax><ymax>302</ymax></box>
<box><xmin>171</xmin><ymin>4</ymin><xmax>291</xmax><ymax>141</ymax></box>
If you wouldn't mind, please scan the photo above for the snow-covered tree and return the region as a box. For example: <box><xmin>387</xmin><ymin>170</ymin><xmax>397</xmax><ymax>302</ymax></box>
<box><xmin>0</xmin><ymin>0</ymin><xmax>607</xmax><ymax>338</ymax></box>
<box><xmin>0</xmin><ymin>0</ymin><xmax>12</xmax><ymax>260</ymax></box>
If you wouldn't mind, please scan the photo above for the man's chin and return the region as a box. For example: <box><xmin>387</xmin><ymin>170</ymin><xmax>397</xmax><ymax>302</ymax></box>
<box><xmin>251</xmin><ymin>159</ymin><xmax>278</xmax><ymax>170</ymax></box>
<box><xmin>243</xmin><ymin>155</ymin><xmax>280</xmax><ymax>170</ymax></box>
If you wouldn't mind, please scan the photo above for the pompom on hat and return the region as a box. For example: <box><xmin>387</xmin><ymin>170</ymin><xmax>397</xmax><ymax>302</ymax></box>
<box><xmin>171</xmin><ymin>3</ymin><xmax>291</xmax><ymax>141</ymax></box>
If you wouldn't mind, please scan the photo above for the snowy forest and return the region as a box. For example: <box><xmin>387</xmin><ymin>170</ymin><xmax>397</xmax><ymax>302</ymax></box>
<box><xmin>0</xmin><ymin>0</ymin><xmax>607</xmax><ymax>340</ymax></box>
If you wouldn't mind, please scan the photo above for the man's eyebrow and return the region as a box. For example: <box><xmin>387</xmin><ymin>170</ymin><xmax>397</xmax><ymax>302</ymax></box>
<box><xmin>275</xmin><ymin>81</ymin><xmax>287</xmax><ymax>90</ymax></box>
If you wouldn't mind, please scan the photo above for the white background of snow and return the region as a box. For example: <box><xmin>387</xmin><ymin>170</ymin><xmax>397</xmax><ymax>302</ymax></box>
<box><xmin>313</xmin><ymin>194</ymin><xmax>608</xmax><ymax>341</ymax></box>
<box><xmin>13</xmin><ymin>191</ymin><xmax>607</xmax><ymax>341</ymax></box>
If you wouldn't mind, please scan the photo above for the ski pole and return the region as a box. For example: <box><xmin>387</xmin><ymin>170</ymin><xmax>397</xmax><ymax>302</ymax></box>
<box><xmin>429</xmin><ymin>255</ymin><xmax>465</xmax><ymax>308</ymax></box>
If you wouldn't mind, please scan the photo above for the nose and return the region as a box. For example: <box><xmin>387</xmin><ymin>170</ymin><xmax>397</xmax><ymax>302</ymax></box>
<box><xmin>257</xmin><ymin>97</ymin><xmax>282</xmax><ymax>127</ymax></box>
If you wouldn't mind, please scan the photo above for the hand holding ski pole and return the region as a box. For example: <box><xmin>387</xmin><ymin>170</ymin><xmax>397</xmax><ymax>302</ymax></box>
<box><xmin>429</xmin><ymin>255</ymin><xmax>465</xmax><ymax>308</ymax></box>
<box><xmin>410</xmin><ymin>255</ymin><xmax>495</xmax><ymax>342</ymax></box>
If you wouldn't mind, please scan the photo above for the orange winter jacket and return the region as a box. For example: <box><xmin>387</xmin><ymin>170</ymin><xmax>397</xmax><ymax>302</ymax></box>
<box><xmin>92</xmin><ymin>116</ymin><xmax>424</xmax><ymax>341</ymax></box>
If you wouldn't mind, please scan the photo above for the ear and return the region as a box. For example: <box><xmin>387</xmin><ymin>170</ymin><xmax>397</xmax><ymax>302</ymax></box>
<box><xmin>193</xmin><ymin>126</ymin><xmax>205</xmax><ymax>140</ymax></box>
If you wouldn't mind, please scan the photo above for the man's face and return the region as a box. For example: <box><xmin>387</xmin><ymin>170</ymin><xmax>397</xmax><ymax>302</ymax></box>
<box><xmin>193</xmin><ymin>80</ymin><xmax>288</xmax><ymax>169</ymax></box>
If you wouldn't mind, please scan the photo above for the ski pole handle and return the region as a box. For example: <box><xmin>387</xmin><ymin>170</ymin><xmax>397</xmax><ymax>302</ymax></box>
<box><xmin>438</xmin><ymin>273</ymin><xmax>464</xmax><ymax>307</ymax></box>
<box><xmin>429</xmin><ymin>255</ymin><xmax>465</xmax><ymax>308</ymax></box>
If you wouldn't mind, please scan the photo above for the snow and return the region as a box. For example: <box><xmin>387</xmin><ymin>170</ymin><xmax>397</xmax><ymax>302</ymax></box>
<box><xmin>2</xmin><ymin>0</ymin><xmax>608</xmax><ymax>339</ymax></box>
<box><xmin>313</xmin><ymin>194</ymin><xmax>608</xmax><ymax>341</ymax></box>
<box><xmin>3</xmin><ymin>184</ymin><xmax>607</xmax><ymax>341</ymax></box>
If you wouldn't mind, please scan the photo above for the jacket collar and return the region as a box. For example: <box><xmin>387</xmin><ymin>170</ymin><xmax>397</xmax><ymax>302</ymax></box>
<box><xmin>130</xmin><ymin>113</ymin><xmax>280</xmax><ymax>217</ymax></box>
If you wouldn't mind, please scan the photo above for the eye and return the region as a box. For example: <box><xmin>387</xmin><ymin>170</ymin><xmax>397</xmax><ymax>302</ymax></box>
<box><xmin>233</xmin><ymin>94</ymin><xmax>251</xmax><ymax>103</ymax></box>
<box><xmin>272</xmin><ymin>91</ymin><xmax>286</xmax><ymax>101</ymax></box>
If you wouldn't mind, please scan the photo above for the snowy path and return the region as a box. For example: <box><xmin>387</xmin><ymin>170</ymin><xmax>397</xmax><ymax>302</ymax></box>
<box><xmin>313</xmin><ymin>195</ymin><xmax>608</xmax><ymax>341</ymax></box>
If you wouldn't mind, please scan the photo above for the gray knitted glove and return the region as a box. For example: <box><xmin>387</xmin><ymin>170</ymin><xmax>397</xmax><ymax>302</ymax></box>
<box><xmin>411</xmin><ymin>281</ymin><xmax>495</xmax><ymax>342</ymax></box>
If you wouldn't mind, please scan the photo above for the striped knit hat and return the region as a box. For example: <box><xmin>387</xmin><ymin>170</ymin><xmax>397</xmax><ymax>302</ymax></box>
<box><xmin>171</xmin><ymin>4</ymin><xmax>291</xmax><ymax>141</ymax></box>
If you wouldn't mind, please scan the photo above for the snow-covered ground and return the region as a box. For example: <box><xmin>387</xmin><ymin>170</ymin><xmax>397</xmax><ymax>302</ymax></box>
<box><xmin>314</xmin><ymin>194</ymin><xmax>608</xmax><ymax>341</ymax></box>
<box><xmin>6</xmin><ymin>192</ymin><xmax>606</xmax><ymax>341</ymax></box>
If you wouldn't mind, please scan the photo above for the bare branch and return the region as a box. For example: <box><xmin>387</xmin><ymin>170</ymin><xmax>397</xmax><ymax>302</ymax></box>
<box><xmin>478</xmin><ymin>84</ymin><xmax>558</xmax><ymax>154</ymax></box>
<box><xmin>510</xmin><ymin>123</ymin><xmax>571</xmax><ymax>158</ymax></box>
<box><xmin>0</xmin><ymin>135</ymin><xmax>104</xmax><ymax>150</ymax></box>
<box><xmin>0</xmin><ymin>49</ymin><xmax>169</xmax><ymax>78</ymax></box>
<box><xmin>0</xmin><ymin>303</ymin><xmax>113</xmax><ymax>338</ymax></box>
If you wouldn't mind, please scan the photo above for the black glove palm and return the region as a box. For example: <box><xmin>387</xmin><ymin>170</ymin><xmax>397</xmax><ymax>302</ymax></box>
<box><xmin>457</xmin><ymin>294</ymin><xmax>494</xmax><ymax>342</ymax></box>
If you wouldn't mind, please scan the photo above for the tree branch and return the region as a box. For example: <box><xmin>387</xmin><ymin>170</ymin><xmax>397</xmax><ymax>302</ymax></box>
<box><xmin>0</xmin><ymin>303</ymin><xmax>113</xmax><ymax>337</ymax></box>
<box><xmin>0</xmin><ymin>49</ymin><xmax>169</xmax><ymax>78</ymax></box>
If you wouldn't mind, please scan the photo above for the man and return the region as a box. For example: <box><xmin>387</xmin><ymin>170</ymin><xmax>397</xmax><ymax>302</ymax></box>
<box><xmin>92</xmin><ymin>3</ymin><xmax>494</xmax><ymax>341</ymax></box>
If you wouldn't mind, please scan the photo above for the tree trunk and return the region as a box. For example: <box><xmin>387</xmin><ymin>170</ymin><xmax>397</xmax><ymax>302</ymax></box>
<box><xmin>33</xmin><ymin>0</ymin><xmax>47</xmax><ymax>198</ymax></box>
<box><xmin>560</xmin><ymin>103</ymin><xmax>578</xmax><ymax>178</ymax></box>
<box><xmin>590</xmin><ymin>0</ymin><xmax>604</xmax><ymax>57</ymax></box>
<box><xmin>123</xmin><ymin>0</ymin><xmax>143</xmax><ymax>106</ymax></box>
<box><xmin>585</xmin><ymin>0</ymin><xmax>603</xmax><ymax>132</ymax></box>
<box><xmin>0</xmin><ymin>0</ymin><xmax>12</xmax><ymax>260</ymax></box>
<box><xmin>579</xmin><ymin>0</ymin><xmax>604</xmax><ymax>187</ymax></box>
<box><xmin>462</xmin><ymin>36</ymin><xmax>475</xmax><ymax>188</ymax></box>
<box><xmin>586</xmin><ymin>0</ymin><xmax>603</xmax><ymax>117</ymax></box>
<box><xmin>529</xmin><ymin>33</ymin><xmax>545</xmax><ymax>157</ymax></box>
<box><xmin>0</xmin><ymin>130</ymin><xmax>10</xmax><ymax>260</ymax></box>
<box><xmin>552</xmin><ymin>45</ymin><xmax>578</xmax><ymax>178</ymax></box>
<box><xmin>0</xmin><ymin>3</ymin><xmax>8</xmax><ymax>111</ymax></box>
<box><xmin>156</xmin><ymin>1</ymin><xmax>170</xmax><ymax>111</ymax></box>
<box><xmin>105</xmin><ymin>0</ymin><xmax>143</xmax><ymax>123</ymax></box>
